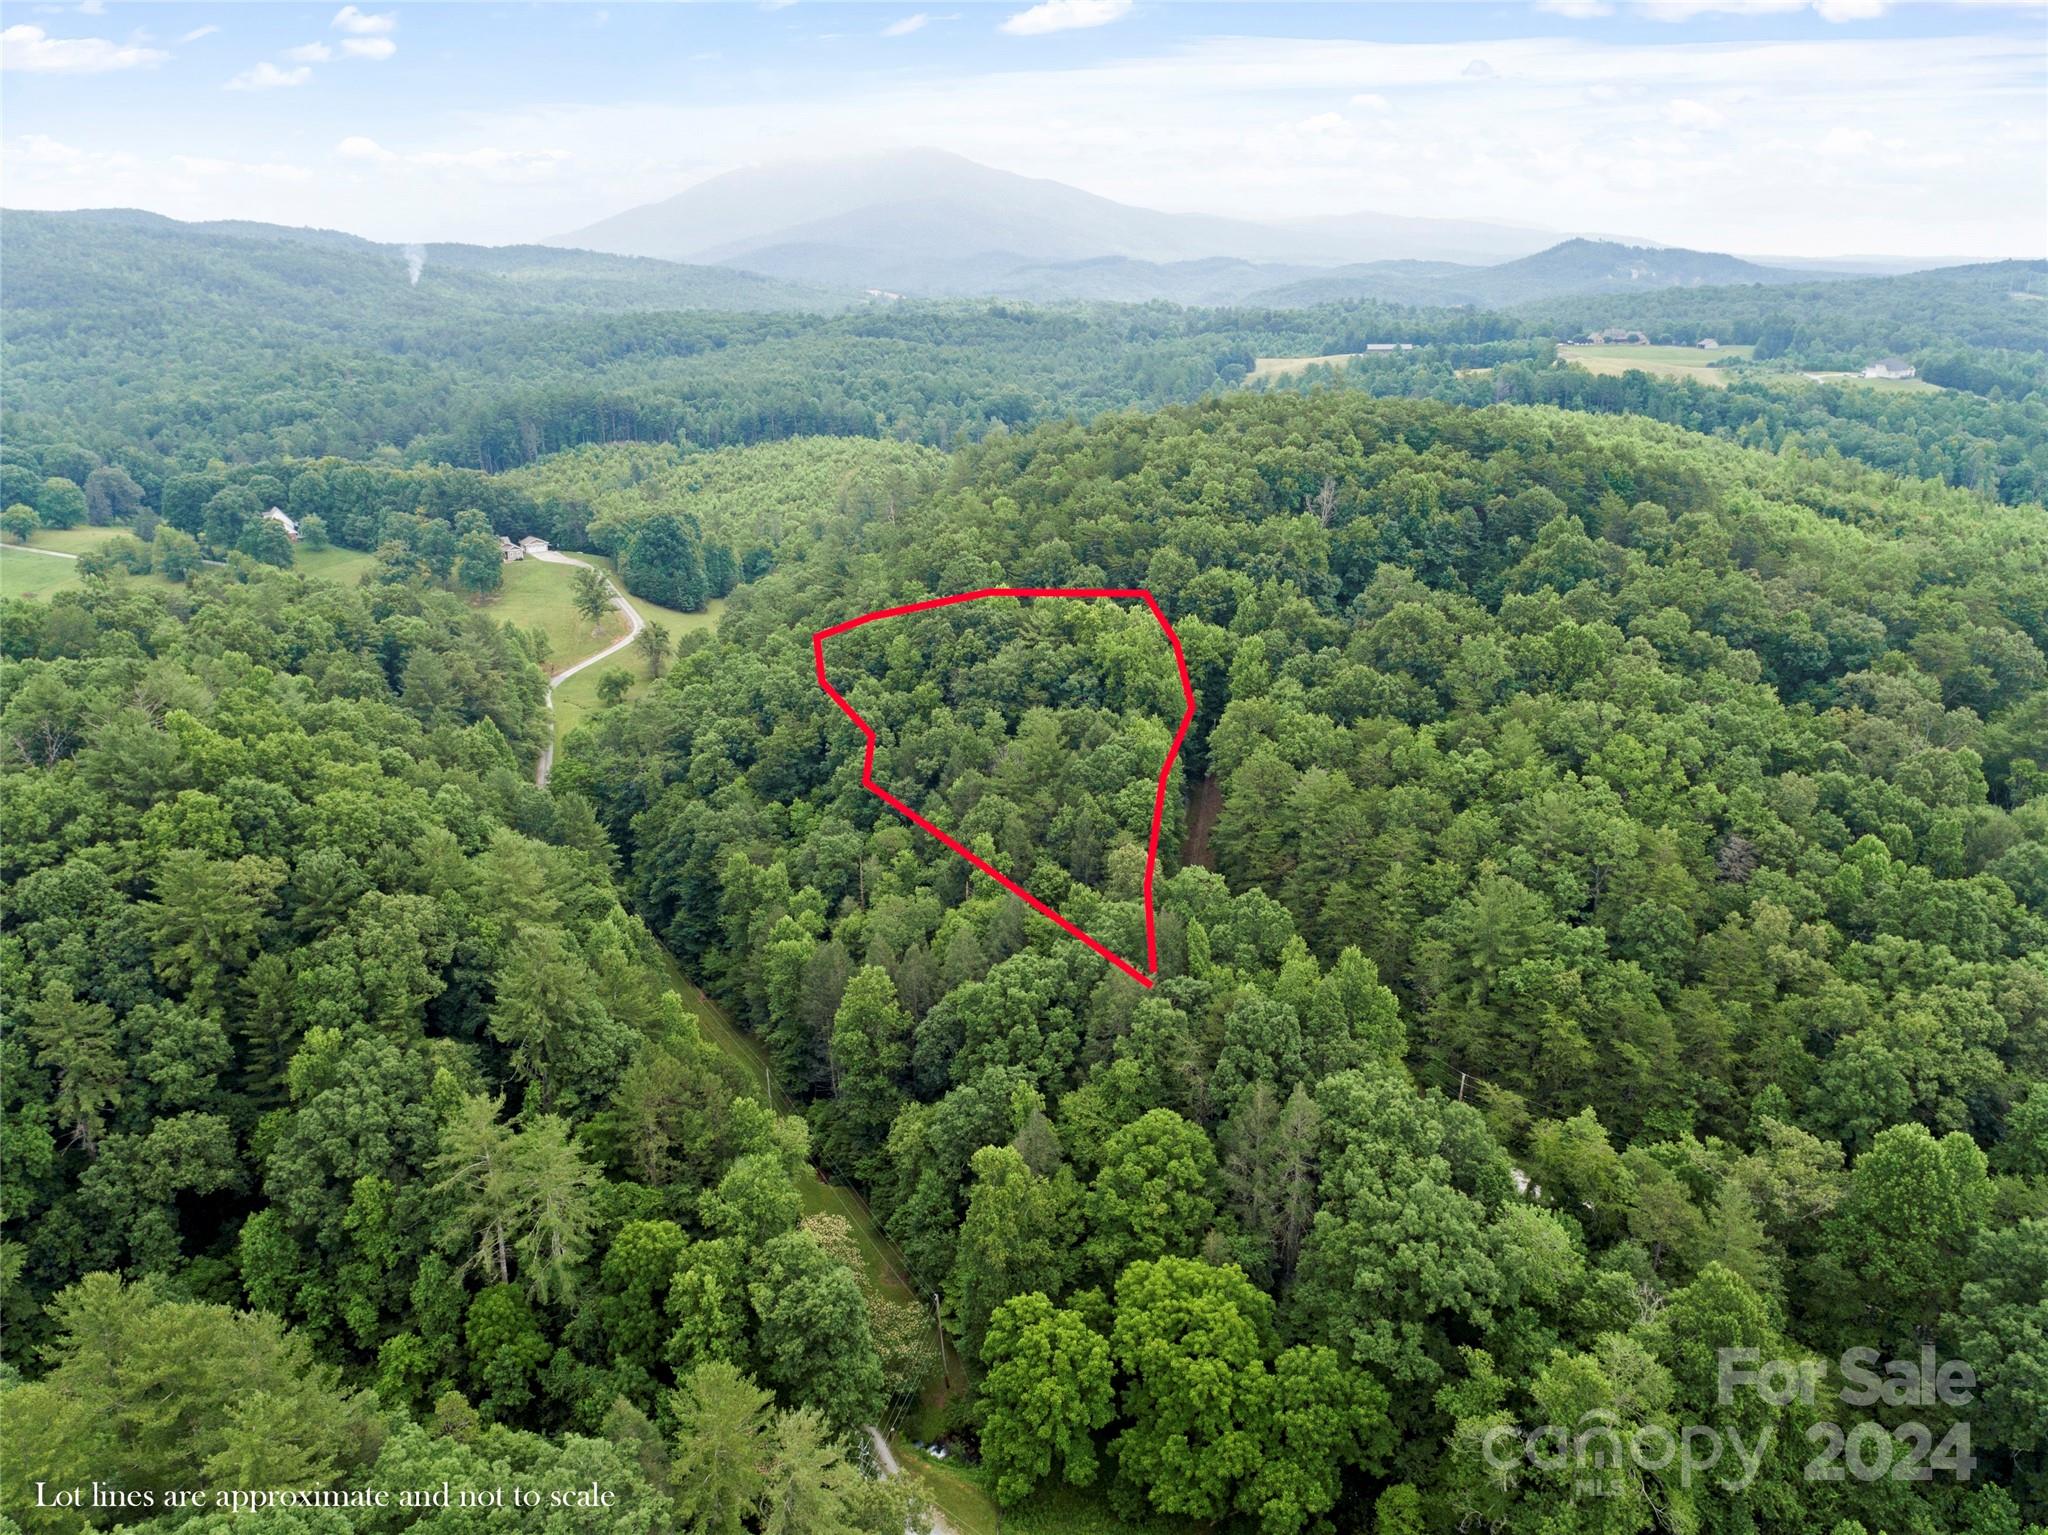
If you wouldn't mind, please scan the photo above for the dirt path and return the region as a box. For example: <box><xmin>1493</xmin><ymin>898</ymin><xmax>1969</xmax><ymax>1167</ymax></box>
<box><xmin>1183</xmin><ymin>773</ymin><xmax>1222</xmax><ymax>869</ymax></box>
<box><xmin>532</xmin><ymin>551</ymin><xmax>642</xmax><ymax>788</ymax></box>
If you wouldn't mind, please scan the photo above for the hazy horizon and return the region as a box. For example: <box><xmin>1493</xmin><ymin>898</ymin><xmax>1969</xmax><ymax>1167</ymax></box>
<box><xmin>3</xmin><ymin>1</ymin><xmax>2045</xmax><ymax>262</ymax></box>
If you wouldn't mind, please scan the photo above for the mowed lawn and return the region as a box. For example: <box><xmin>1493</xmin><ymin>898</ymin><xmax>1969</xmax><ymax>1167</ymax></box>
<box><xmin>3</xmin><ymin>524</ymin><xmax>378</xmax><ymax>602</ymax></box>
<box><xmin>1</xmin><ymin>547</ymin><xmax>99</xmax><ymax>601</ymax></box>
<box><xmin>489</xmin><ymin>556</ymin><xmax>630</xmax><ymax>676</ymax></box>
<box><xmin>889</xmin><ymin>1444</ymin><xmax>1001</xmax><ymax>1535</ymax></box>
<box><xmin>1561</xmin><ymin>343</ymin><xmax>1754</xmax><ymax>386</ymax></box>
<box><xmin>21</xmin><ymin>524</ymin><xmax>132</xmax><ymax>556</ymax></box>
<box><xmin>548</xmin><ymin>550</ymin><xmax>725</xmax><ymax>743</ymax></box>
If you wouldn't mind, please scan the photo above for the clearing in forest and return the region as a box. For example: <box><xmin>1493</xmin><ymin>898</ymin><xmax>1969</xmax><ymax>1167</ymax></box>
<box><xmin>811</xmin><ymin>581</ymin><xmax>1196</xmax><ymax>990</ymax></box>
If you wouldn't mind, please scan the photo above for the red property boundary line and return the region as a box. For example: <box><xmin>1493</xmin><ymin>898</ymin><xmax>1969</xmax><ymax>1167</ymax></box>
<box><xmin>813</xmin><ymin>588</ymin><xmax>1197</xmax><ymax>989</ymax></box>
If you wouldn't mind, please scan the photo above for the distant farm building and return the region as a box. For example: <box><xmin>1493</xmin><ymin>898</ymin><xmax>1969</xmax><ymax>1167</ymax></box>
<box><xmin>1862</xmin><ymin>357</ymin><xmax>1916</xmax><ymax>380</ymax></box>
<box><xmin>1363</xmin><ymin>342</ymin><xmax>1416</xmax><ymax>351</ymax></box>
<box><xmin>1594</xmin><ymin>328</ymin><xmax>1649</xmax><ymax>345</ymax></box>
<box><xmin>518</xmin><ymin>536</ymin><xmax>550</xmax><ymax>555</ymax></box>
<box><xmin>499</xmin><ymin>536</ymin><xmax>525</xmax><ymax>562</ymax></box>
<box><xmin>263</xmin><ymin>506</ymin><xmax>299</xmax><ymax>541</ymax></box>
<box><xmin>1697</xmin><ymin>338</ymin><xmax>1721</xmax><ymax>349</ymax></box>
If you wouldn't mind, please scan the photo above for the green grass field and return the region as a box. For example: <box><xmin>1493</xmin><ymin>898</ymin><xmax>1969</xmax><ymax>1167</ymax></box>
<box><xmin>1561</xmin><ymin>342</ymin><xmax>1754</xmax><ymax>386</ymax></box>
<box><xmin>1247</xmin><ymin>352</ymin><xmax>1370</xmax><ymax>382</ymax></box>
<box><xmin>1</xmin><ymin>548</ymin><xmax>92</xmax><ymax>600</ymax></box>
<box><xmin>891</xmin><ymin>1443</ymin><xmax>1002</xmax><ymax>1535</ymax></box>
<box><xmin>489</xmin><ymin>557</ymin><xmax>628</xmax><ymax>673</ymax></box>
<box><xmin>292</xmin><ymin>544</ymin><xmax>379</xmax><ymax>583</ymax></box>
<box><xmin>21</xmin><ymin>524</ymin><xmax>129</xmax><ymax>556</ymax></box>
<box><xmin>5</xmin><ymin>524</ymin><xmax>378</xmax><ymax>602</ymax></box>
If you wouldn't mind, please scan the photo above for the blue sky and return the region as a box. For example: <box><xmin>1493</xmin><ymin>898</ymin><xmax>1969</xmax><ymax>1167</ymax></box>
<box><xmin>3</xmin><ymin>1</ymin><xmax>2044</xmax><ymax>257</ymax></box>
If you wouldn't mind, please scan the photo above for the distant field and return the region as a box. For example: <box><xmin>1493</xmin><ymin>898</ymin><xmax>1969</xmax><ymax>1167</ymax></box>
<box><xmin>293</xmin><ymin>544</ymin><xmax>379</xmax><ymax>583</ymax></box>
<box><xmin>1799</xmin><ymin>370</ymin><xmax>1944</xmax><ymax>393</ymax></box>
<box><xmin>6</xmin><ymin>524</ymin><xmax>378</xmax><ymax>599</ymax></box>
<box><xmin>1561</xmin><ymin>342</ymin><xmax>1754</xmax><ymax>387</ymax></box>
<box><xmin>1248</xmin><ymin>352</ymin><xmax>1370</xmax><ymax>382</ymax></box>
<box><xmin>23</xmin><ymin>525</ymin><xmax>127</xmax><ymax>557</ymax></box>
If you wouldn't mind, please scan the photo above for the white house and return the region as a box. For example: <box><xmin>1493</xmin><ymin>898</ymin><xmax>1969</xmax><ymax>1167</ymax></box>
<box><xmin>518</xmin><ymin>535</ymin><xmax>550</xmax><ymax>555</ymax></box>
<box><xmin>1697</xmin><ymin>338</ymin><xmax>1721</xmax><ymax>349</ymax></box>
<box><xmin>1862</xmin><ymin>357</ymin><xmax>1916</xmax><ymax>380</ymax></box>
<box><xmin>499</xmin><ymin>536</ymin><xmax>525</xmax><ymax>563</ymax></box>
<box><xmin>263</xmin><ymin>506</ymin><xmax>299</xmax><ymax>541</ymax></box>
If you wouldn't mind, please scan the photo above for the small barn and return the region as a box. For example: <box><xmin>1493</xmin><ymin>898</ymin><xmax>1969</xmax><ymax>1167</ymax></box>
<box><xmin>1862</xmin><ymin>357</ymin><xmax>1916</xmax><ymax>380</ymax></box>
<box><xmin>263</xmin><ymin>506</ymin><xmax>300</xmax><ymax>541</ymax></box>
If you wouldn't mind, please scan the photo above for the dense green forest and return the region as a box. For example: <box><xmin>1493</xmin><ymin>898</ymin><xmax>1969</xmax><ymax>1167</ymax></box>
<box><xmin>548</xmin><ymin>394</ymin><xmax>2047</xmax><ymax>1533</ymax></box>
<box><xmin>5</xmin><ymin>213</ymin><xmax>2040</xmax><ymax>501</ymax></box>
<box><xmin>1257</xmin><ymin>343</ymin><xmax>2048</xmax><ymax>506</ymax></box>
<box><xmin>0</xmin><ymin>568</ymin><xmax>925</xmax><ymax>1535</ymax></box>
<box><xmin>3</xmin><ymin>203</ymin><xmax>2046</xmax><ymax>1535</ymax></box>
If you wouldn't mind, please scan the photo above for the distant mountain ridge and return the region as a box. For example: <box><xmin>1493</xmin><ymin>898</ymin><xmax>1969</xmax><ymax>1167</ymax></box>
<box><xmin>547</xmin><ymin>148</ymin><xmax>1576</xmax><ymax>276</ymax></box>
<box><xmin>547</xmin><ymin>149</ymin><xmax>1894</xmax><ymax>306</ymax></box>
<box><xmin>14</xmin><ymin>206</ymin><xmax>840</xmax><ymax>313</ymax></box>
<box><xmin>1245</xmin><ymin>238</ymin><xmax>1835</xmax><ymax>309</ymax></box>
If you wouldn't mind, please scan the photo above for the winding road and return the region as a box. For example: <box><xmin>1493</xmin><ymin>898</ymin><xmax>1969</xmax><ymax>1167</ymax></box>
<box><xmin>532</xmin><ymin>550</ymin><xmax>642</xmax><ymax>788</ymax></box>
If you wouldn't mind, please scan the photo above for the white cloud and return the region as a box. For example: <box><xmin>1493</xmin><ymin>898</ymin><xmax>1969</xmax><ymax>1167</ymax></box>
<box><xmin>1000</xmin><ymin>0</ymin><xmax>1130</xmax><ymax>37</ymax></box>
<box><xmin>332</xmin><ymin>6</ymin><xmax>397</xmax><ymax>36</ymax></box>
<box><xmin>173</xmin><ymin>154</ymin><xmax>313</xmax><ymax>183</ymax></box>
<box><xmin>1666</xmin><ymin>96</ymin><xmax>1725</xmax><ymax>129</ymax></box>
<box><xmin>285</xmin><ymin>42</ymin><xmax>334</xmax><ymax>62</ymax></box>
<box><xmin>75</xmin><ymin>0</ymin><xmax>105</xmax><ymax>14</ymax></box>
<box><xmin>333</xmin><ymin>136</ymin><xmax>571</xmax><ymax>183</ymax></box>
<box><xmin>179</xmin><ymin>25</ymin><xmax>221</xmax><ymax>43</ymax></box>
<box><xmin>1537</xmin><ymin>0</ymin><xmax>1615</xmax><ymax>15</ymax></box>
<box><xmin>8</xmin><ymin>132</ymin><xmax>138</xmax><ymax>171</ymax></box>
<box><xmin>1819</xmin><ymin>124</ymin><xmax>1876</xmax><ymax>156</ymax></box>
<box><xmin>1462</xmin><ymin>57</ymin><xmax>1497</xmax><ymax>78</ymax></box>
<box><xmin>1635</xmin><ymin>0</ymin><xmax>1893</xmax><ymax>19</ymax></box>
<box><xmin>1349</xmin><ymin>92</ymin><xmax>1391</xmax><ymax>112</ymax></box>
<box><xmin>225</xmin><ymin>61</ymin><xmax>311</xmax><ymax>90</ymax></box>
<box><xmin>0</xmin><ymin>23</ymin><xmax>168</xmax><ymax>72</ymax></box>
<box><xmin>7</xmin><ymin>26</ymin><xmax>2040</xmax><ymax>259</ymax></box>
<box><xmin>341</xmin><ymin>35</ymin><xmax>397</xmax><ymax>59</ymax></box>
<box><xmin>883</xmin><ymin>13</ymin><xmax>929</xmax><ymax>35</ymax></box>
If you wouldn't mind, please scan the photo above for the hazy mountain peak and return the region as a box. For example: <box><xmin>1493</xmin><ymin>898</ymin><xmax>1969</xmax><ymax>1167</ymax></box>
<box><xmin>546</xmin><ymin>148</ymin><xmax>1573</xmax><ymax>277</ymax></box>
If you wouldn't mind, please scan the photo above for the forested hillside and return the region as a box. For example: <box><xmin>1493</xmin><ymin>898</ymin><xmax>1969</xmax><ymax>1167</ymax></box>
<box><xmin>0</xmin><ymin>565</ymin><xmax>936</xmax><ymax>1533</ymax></box>
<box><xmin>3</xmin><ymin>197</ymin><xmax>2046</xmax><ymax>1535</ymax></box>
<box><xmin>1256</xmin><ymin>342</ymin><xmax>2048</xmax><ymax>506</ymax></box>
<box><xmin>555</xmin><ymin>394</ymin><xmax>2048</xmax><ymax>1533</ymax></box>
<box><xmin>1519</xmin><ymin>259</ymin><xmax>2048</xmax><ymax>367</ymax></box>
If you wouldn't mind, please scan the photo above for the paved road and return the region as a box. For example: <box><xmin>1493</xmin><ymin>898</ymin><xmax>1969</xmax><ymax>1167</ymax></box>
<box><xmin>532</xmin><ymin>550</ymin><xmax>642</xmax><ymax>788</ymax></box>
